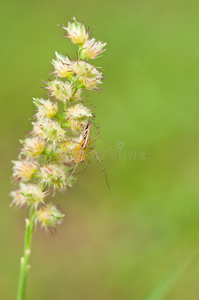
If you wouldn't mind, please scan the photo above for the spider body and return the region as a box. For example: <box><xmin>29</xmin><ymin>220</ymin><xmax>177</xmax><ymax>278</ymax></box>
<box><xmin>73</xmin><ymin>122</ymin><xmax>93</xmax><ymax>163</ymax></box>
<box><xmin>72</xmin><ymin>122</ymin><xmax>109</xmax><ymax>188</ymax></box>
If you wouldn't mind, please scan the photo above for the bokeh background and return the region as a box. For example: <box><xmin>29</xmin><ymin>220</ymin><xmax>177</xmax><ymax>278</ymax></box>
<box><xmin>1</xmin><ymin>0</ymin><xmax>199</xmax><ymax>299</ymax></box>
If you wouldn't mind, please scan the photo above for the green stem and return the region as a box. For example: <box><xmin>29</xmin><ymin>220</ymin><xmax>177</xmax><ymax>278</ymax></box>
<box><xmin>17</xmin><ymin>206</ymin><xmax>36</xmax><ymax>300</ymax></box>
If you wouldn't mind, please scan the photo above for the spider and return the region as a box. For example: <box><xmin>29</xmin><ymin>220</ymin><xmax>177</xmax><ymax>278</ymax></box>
<box><xmin>72</xmin><ymin>121</ymin><xmax>109</xmax><ymax>188</ymax></box>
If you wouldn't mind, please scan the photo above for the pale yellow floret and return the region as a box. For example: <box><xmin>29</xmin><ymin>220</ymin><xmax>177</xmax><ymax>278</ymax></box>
<box><xmin>53</xmin><ymin>147</ymin><xmax>73</xmax><ymax>164</ymax></box>
<box><xmin>48</xmin><ymin>80</ymin><xmax>73</xmax><ymax>101</ymax></box>
<box><xmin>20</xmin><ymin>137</ymin><xmax>45</xmax><ymax>158</ymax></box>
<box><xmin>33</xmin><ymin>98</ymin><xmax>58</xmax><ymax>118</ymax></box>
<box><xmin>32</xmin><ymin>119</ymin><xmax>66</xmax><ymax>143</ymax></box>
<box><xmin>19</xmin><ymin>183</ymin><xmax>45</xmax><ymax>204</ymax></box>
<box><xmin>73</xmin><ymin>61</ymin><xmax>103</xmax><ymax>90</ymax></box>
<box><xmin>67</xmin><ymin>103</ymin><xmax>93</xmax><ymax>119</ymax></box>
<box><xmin>12</xmin><ymin>160</ymin><xmax>38</xmax><ymax>182</ymax></box>
<box><xmin>52</xmin><ymin>52</ymin><xmax>73</xmax><ymax>78</ymax></box>
<box><xmin>36</xmin><ymin>204</ymin><xmax>64</xmax><ymax>228</ymax></box>
<box><xmin>79</xmin><ymin>76</ymin><xmax>102</xmax><ymax>90</ymax></box>
<box><xmin>73</xmin><ymin>61</ymin><xmax>99</xmax><ymax>77</ymax></box>
<box><xmin>72</xmin><ymin>61</ymin><xmax>103</xmax><ymax>90</ymax></box>
<box><xmin>73</xmin><ymin>61</ymin><xmax>88</xmax><ymax>76</ymax></box>
<box><xmin>10</xmin><ymin>190</ymin><xmax>27</xmax><ymax>207</ymax></box>
<box><xmin>60</xmin><ymin>138</ymin><xmax>79</xmax><ymax>152</ymax></box>
<box><xmin>81</xmin><ymin>38</ymin><xmax>106</xmax><ymax>59</ymax></box>
<box><xmin>40</xmin><ymin>164</ymin><xmax>68</xmax><ymax>191</ymax></box>
<box><xmin>67</xmin><ymin>104</ymin><xmax>93</xmax><ymax>133</ymax></box>
<box><xmin>62</xmin><ymin>17</ymin><xmax>89</xmax><ymax>45</ymax></box>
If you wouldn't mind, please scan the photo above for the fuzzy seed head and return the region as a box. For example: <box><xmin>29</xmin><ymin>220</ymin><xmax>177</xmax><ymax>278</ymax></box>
<box><xmin>72</xmin><ymin>61</ymin><xmax>93</xmax><ymax>77</ymax></box>
<box><xmin>32</xmin><ymin>119</ymin><xmax>66</xmax><ymax>143</ymax></box>
<box><xmin>79</xmin><ymin>76</ymin><xmax>102</xmax><ymax>90</ymax></box>
<box><xmin>81</xmin><ymin>38</ymin><xmax>106</xmax><ymax>59</ymax></box>
<box><xmin>53</xmin><ymin>139</ymin><xmax>80</xmax><ymax>163</ymax></box>
<box><xmin>67</xmin><ymin>104</ymin><xmax>92</xmax><ymax>132</ymax></box>
<box><xmin>73</xmin><ymin>62</ymin><xmax>103</xmax><ymax>90</ymax></box>
<box><xmin>63</xmin><ymin>17</ymin><xmax>89</xmax><ymax>45</ymax></box>
<box><xmin>20</xmin><ymin>137</ymin><xmax>45</xmax><ymax>158</ymax></box>
<box><xmin>17</xmin><ymin>183</ymin><xmax>45</xmax><ymax>204</ymax></box>
<box><xmin>67</xmin><ymin>103</ymin><xmax>93</xmax><ymax>120</ymax></box>
<box><xmin>33</xmin><ymin>98</ymin><xmax>58</xmax><ymax>118</ymax></box>
<box><xmin>11</xmin><ymin>17</ymin><xmax>107</xmax><ymax>219</ymax></box>
<box><xmin>52</xmin><ymin>52</ymin><xmax>73</xmax><ymax>78</ymax></box>
<box><xmin>48</xmin><ymin>80</ymin><xmax>73</xmax><ymax>101</ymax></box>
<box><xmin>12</xmin><ymin>160</ymin><xmax>38</xmax><ymax>182</ymax></box>
<box><xmin>36</xmin><ymin>204</ymin><xmax>64</xmax><ymax>228</ymax></box>
<box><xmin>60</xmin><ymin>139</ymin><xmax>79</xmax><ymax>152</ymax></box>
<box><xmin>53</xmin><ymin>147</ymin><xmax>73</xmax><ymax>164</ymax></box>
<box><xmin>39</xmin><ymin>164</ymin><xmax>70</xmax><ymax>191</ymax></box>
<box><xmin>10</xmin><ymin>189</ymin><xmax>27</xmax><ymax>208</ymax></box>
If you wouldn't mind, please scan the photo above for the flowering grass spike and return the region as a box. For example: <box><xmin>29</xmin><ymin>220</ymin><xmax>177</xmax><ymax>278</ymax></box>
<box><xmin>11</xmin><ymin>17</ymin><xmax>106</xmax><ymax>300</ymax></box>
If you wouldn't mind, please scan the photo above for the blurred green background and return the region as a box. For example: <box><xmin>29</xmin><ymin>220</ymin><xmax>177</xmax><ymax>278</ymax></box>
<box><xmin>1</xmin><ymin>0</ymin><xmax>199</xmax><ymax>299</ymax></box>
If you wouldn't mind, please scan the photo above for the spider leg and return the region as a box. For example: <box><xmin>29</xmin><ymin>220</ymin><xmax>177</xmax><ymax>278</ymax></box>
<box><xmin>71</xmin><ymin>147</ymin><xmax>84</xmax><ymax>176</ymax></box>
<box><xmin>75</xmin><ymin>159</ymin><xmax>90</xmax><ymax>175</ymax></box>
<box><xmin>71</xmin><ymin>161</ymin><xmax>79</xmax><ymax>176</ymax></box>
<box><xmin>89</xmin><ymin>127</ymin><xmax>99</xmax><ymax>146</ymax></box>
<box><xmin>85</xmin><ymin>145</ymin><xmax>94</xmax><ymax>151</ymax></box>
<box><xmin>88</xmin><ymin>149</ymin><xmax>109</xmax><ymax>188</ymax></box>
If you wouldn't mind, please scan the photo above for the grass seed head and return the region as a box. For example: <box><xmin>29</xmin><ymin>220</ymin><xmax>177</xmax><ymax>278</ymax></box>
<box><xmin>36</xmin><ymin>204</ymin><xmax>65</xmax><ymax>229</ymax></box>
<box><xmin>12</xmin><ymin>160</ymin><xmax>38</xmax><ymax>182</ymax></box>
<box><xmin>62</xmin><ymin>17</ymin><xmax>90</xmax><ymax>46</ymax></box>
<box><xmin>33</xmin><ymin>98</ymin><xmax>58</xmax><ymax>119</ymax></box>
<box><xmin>20</xmin><ymin>137</ymin><xmax>45</xmax><ymax>158</ymax></box>
<box><xmin>81</xmin><ymin>38</ymin><xmax>106</xmax><ymax>60</ymax></box>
